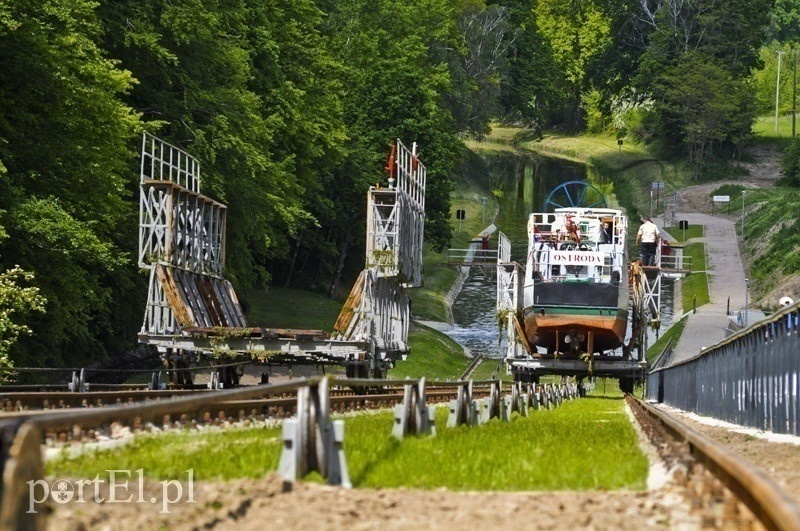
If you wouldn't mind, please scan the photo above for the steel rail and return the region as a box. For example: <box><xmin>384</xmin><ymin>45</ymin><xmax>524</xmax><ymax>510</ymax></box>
<box><xmin>0</xmin><ymin>378</ymin><xmax>499</xmax><ymax>427</ymax></box>
<box><xmin>0</xmin><ymin>379</ymin><xmax>321</xmax><ymax>434</ymax></box>
<box><xmin>630</xmin><ymin>396</ymin><xmax>800</xmax><ymax>531</ymax></box>
<box><xmin>1</xmin><ymin>380</ymin><xmax>497</xmax><ymax>410</ymax></box>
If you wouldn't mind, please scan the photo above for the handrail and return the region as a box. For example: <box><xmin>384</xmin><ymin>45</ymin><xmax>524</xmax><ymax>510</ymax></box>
<box><xmin>649</xmin><ymin>301</ymin><xmax>800</xmax><ymax>372</ymax></box>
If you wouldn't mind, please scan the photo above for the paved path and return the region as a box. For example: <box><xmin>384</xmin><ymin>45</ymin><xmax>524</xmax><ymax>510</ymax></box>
<box><xmin>655</xmin><ymin>213</ymin><xmax>754</xmax><ymax>364</ymax></box>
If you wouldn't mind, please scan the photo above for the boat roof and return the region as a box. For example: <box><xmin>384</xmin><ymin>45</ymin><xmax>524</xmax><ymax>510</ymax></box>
<box><xmin>542</xmin><ymin>207</ymin><xmax>625</xmax><ymax>218</ymax></box>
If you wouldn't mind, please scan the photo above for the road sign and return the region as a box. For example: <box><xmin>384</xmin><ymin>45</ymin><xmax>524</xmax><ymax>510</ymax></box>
<box><xmin>651</xmin><ymin>182</ymin><xmax>666</xmax><ymax>190</ymax></box>
<box><xmin>456</xmin><ymin>209</ymin><xmax>466</xmax><ymax>220</ymax></box>
<box><xmin>712</xmin><ymin>195</ymin><xmax>730</xmax><ymax>202</ymax></box>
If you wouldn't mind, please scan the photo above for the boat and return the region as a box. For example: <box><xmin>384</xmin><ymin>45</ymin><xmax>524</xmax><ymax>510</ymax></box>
<box><xmin>521</xmin><ymin>207</ymin><xmax>629</xmax><ymax>355</ymax></box>
<box><xmin>497</xmin><ymin>181</ymin><xmax>649</xmax><ymax>390</ymax></box>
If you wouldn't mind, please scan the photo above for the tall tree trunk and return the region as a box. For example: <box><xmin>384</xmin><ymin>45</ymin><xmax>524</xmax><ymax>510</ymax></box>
<box><xmin>328</xmin><ymin>222</ymin><xmax>354</xmax><ymax>298</ymax></box>
<box><xmin>282</xmin><ymin>241</ymin><xmax>300</xmax><ymax>288</ymax></box>
<box><xmin>311</xmin><ymin>225</ymin><xmax>335</xmax><ymax>286</ymax></box>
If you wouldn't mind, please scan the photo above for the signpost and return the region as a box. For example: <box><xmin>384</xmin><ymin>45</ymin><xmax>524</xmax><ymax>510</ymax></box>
<box><xmin>712</xmin><ymin>195</ymin><xmax>730</xmax><ymax>214</ymax></box>
<box><xmin>456</xmin><ymin>208</ymin><xmax>466</xmax><ymax>232</ymax></box>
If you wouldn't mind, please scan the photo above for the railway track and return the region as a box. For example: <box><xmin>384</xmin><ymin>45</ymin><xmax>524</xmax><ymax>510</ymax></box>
<box><xmin>3</xmin><ymin>380</ymin><xmax>799</xmax><ymax>530</ymax></box>
<box><xmin>0</xmin><ymin>384</ymin><xmax>495</xmax><ymax>414</ymax></box>
<box><xmin>627</xmin><ymin>395</ymin><xmax>800</xmax><ymax>530</ymax></box>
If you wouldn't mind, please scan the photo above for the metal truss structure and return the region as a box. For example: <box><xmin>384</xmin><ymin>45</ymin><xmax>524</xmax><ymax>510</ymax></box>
<box><xmin>496</xmin><ymin>232</ymin><xmax>526</xmax><ymax>360</ymax></box>
<box><xmin>139</xmin><ymin>133</ymin><xmax>246</xmax><ymax>340</ymax></box>
<box><xmin>333</xmin><ymin>140</ymin><xmax>426</xmax><ymax>375</ymax></box>
<box><xmin>641</xmin><ymin>243</ymin><xmax>663</xmax><ymax>327</ymax></box>
<box><xmin>365</xmin><ymin>140</ymin><xmax>426</xmax><ymax>287</ymax></box>
<box><xmin>138</xmin><ymin>134</ymin><xmax>425</xmax><ymax>377</ymax></box>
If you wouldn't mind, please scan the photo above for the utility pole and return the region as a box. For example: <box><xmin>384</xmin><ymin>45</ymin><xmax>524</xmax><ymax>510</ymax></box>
<box><xmin>741</xmin><ymin>190</ymin><xmax>746</xmax><ymax>237</ymax></box>
<box><xmin>793</xmin><ymin>48</ymin><xmax>797</xmax><ymax>138</ymax></box>
<box><xmin>744</xmin><ymin>278</ymin><xmax>750</xmax><ymax>328</ymax></box>
<box><xmin>777</xmin><ymin>50</ymin><xmax>785</xmax><ymax>134</ymax></box>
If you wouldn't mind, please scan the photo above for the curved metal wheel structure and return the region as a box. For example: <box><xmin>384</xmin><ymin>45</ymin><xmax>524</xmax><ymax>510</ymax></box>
<box><xmin>543</xmin><ymin>180</ymin><xmax>607</xmax><ymax>212</ymax></box>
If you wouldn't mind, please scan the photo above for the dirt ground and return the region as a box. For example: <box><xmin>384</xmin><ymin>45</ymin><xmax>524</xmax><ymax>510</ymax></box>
<box><xmin>674</xmin><ymin>143</ymin><xmax>782</xmax><ymax>214</ymax></box>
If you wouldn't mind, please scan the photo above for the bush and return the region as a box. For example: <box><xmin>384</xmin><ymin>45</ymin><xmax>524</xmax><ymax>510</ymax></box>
<box><xmin>778</xmin><ymin>137</ymin><xmax>800</xmax><ymax>187</ymax></box>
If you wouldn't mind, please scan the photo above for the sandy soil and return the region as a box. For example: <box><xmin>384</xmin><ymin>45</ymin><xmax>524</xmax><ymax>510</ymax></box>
<box><xmin>48</xmin><ymin>474</ymin><xmax>699</xmax><ymax>531</ymax></box>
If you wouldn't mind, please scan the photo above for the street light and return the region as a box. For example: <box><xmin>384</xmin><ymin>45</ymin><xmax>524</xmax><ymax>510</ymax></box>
<box><xmin>741</xmin><ymin>190</ymin><xmax>746</xmax><ymax>236</ymax></box>
<box><xmin>744</xmin><ymin>278</ymin><xmax>750</xmax><ymax>328</ymax></box>
<box><xmin>777</xmin><ymin>51</ymin><xmax>785</xmax><ymax>133</ymax></box>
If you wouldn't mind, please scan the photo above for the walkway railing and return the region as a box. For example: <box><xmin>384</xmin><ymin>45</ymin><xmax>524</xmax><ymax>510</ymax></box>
<box><xmin>646</xmin><ymin>302</ymin><xmax>800</xmax><ymax>435</ymax></box>
<box><xmin>446</xmin><ymin>247</ymin><xmax>499</xmax><ymax>265</ymax></box>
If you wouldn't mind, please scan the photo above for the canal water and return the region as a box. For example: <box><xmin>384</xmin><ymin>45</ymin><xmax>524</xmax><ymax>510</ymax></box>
<box><xmin>445</xmin><ymin>151</ymin><xmax>674</xmax><ymax>359</ymax></box>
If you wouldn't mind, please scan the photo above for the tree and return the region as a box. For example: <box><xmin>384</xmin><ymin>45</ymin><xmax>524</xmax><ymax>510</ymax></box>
<box><xmin>317</xmin><ymin>0</ymin><xmax>464</xmax><ymax>295</ymax></box>
<box><xmin>0</xmin><ymin>0</ymin><xmax>143</xmax><ymax>367</ymax></box>
<box><xmin>493</xmin><ymin>0</ymin><xmax>567</xmax><ymax>127</ymax></box>
<box><xmin>535</xmin><ymin>0</ymin><xmax>612</xmax><ymax>130</ymax></box>
<box><xmin>766</xmin><ymin>0</ymin><xmax>800</xmax><ymax>43</ymax></box>
<box><xmin>658</xmin><ymin>54</ymin><xmax>756</xmax><ymax>177</ymax></box>
<box><xmin>0</xmin><ymin>266</ymin><xmax>46</xmax><ymax>373</ymax></box>
<box><xmin>446</xmin><ymin>3</ymin><xmax>514</xmax><ymax>138</ymax></box>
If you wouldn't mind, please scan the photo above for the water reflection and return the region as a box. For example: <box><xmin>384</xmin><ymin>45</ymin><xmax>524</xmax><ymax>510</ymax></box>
<box><xmin>444</xmin><ymin>150</ymin><xmax>674</xmax><ymax>359</ymax></box>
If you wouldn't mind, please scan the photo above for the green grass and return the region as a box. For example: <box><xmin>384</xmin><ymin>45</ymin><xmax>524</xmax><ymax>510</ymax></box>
<box><xmin>46</xmin><ymin>427</ymin><xmax>284</xmax><ymax>480</ymax></box>
<box><xmin>752</xmin><ymin>114</ymin><xmax>800</xmax><ymax>141</ymax></box>
<box><xmin>408</xmin><ymin>259</ymin><xmax>459</xmax><ymax>322</ymax></box>
<box><xmin>390</xmin><ymin>323</ymin><xmax>469</xmax><ymax>380</ymax></box>
<box><xmin>681</xmin><ymin>242</ymin><xmax>710</xmax><ymax>311</ymax></box>
<box><xmin>347</xmin><ymin>397</ymin><xmax>647</xmax><ymax>490</ymax></box>
<box><xmin>47</xmin><ymin>394</ymin><xmax>647</xmax><ymax>491</ymax></box>
<box><xmin>647</xmin><ymin>317</ymin><xmax>689</xmax><ymax>363</ymax></box>
<box><xmin>740</xmin><ymin>187</ymin><xmax>800</xmax><ymax>300</ymax></box>
<box><xmin>469</xmin><ymin>358</ymin><xmax>509</xmax><ymax>381</ymax></box>
<box><xmin>665</xmin><ymin>224</ymin><xmax>704</xmax><ymax>242</ymax></box>
<box><xmin>240</xmin><ymin>286</ymin><xmax>343</xmax><ymax>331</ymax></box>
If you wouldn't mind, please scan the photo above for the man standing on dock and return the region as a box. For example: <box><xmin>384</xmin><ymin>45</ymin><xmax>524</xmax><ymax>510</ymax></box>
<box><xmin>636</xmin><ymin>216</ymin><xmax>660</xmax><ymax>266</ymax></box>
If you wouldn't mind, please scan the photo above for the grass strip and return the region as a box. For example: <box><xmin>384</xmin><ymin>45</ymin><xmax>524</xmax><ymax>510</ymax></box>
<box><xmin>46</xmin><ymin>427</ymin><xmax>284</xmax><ymax>480</ymax></box>
<box><xmin>348</xmin><ymin>396</ymin><xmax>647</xmax><ymax>491</ymax></box>
<box><xmin>665</xmin><ymin>225</ymin><xmax>704</xmax><ymax>243</ymax></box>
<box><xmin>680</xmin><ymin>242</ymin><xmax>710</xmax><ymax>312</ymax></box>
<box><xmin>46</xmin><ymin>393</ymin><xmax>647</xmax><ymax>491</ymax></box>
<box><xmin>647</xmin><ymin>316</ymin><xmax>689</xmax><ymax>363</ymax></box>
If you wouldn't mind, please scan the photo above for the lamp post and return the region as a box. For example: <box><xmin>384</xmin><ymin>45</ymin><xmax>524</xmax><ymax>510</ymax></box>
<box><xmin>794</xmin><ymin>48</ymin><xmax>797</xmax><ymax>138</ymax></box>
<box><xmin>777</xmin><ymin>51</ymin><xmax>785</xmax><ymax>133</ymax></box>
<box><xmin>744</xmin><ymin>278</ymin><xmax>750</xmax><ymax>328</ymax></box>
<box><xmin>741</xmin><ymin>190</ymin><xmax>746</xmax><ymax>236</ymax></box>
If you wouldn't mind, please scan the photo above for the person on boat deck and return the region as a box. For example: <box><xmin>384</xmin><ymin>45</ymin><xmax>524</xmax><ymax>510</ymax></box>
<box><xmin>636</xmin><ymin>216</ymin><xmax>660</xmax><ymax>266</ymax></box>
<box><xmin>598</xmin><ymin>222</ymin><xmax>612</xmax><ymax>244</ymax></box>
<box><xmin>561</xmin><ymin>215</ymin><xmax>581</xmax><ymax>242</ymax></box>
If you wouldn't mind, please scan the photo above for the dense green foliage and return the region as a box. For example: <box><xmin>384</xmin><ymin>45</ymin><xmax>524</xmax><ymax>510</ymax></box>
<box><xmin>0</xmin><ymin>0</ymin><xmax>791</xmax><ymax>369</ymax></box>
<box><xmin>0</xmin><ymin>0</ymin><xmax>511</xmax><ymax>368</ymax></box>
<box><xmin>741</xmin><ymin>187</ymin><xmax>800</xmax><ymax>296</ymax></box>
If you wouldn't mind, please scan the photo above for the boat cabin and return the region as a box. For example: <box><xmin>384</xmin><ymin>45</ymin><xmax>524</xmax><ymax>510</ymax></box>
<box><xmin>525</xmin><ymin>208</ymin><xmax>628</xmax><ymax>293</ymax></box>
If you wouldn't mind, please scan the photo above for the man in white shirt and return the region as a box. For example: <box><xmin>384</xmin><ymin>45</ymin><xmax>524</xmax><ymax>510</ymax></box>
<box><xmin>636</xmin><ymin>216</ymin><xmax>660</xmax><ymax>266</ymax></box>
